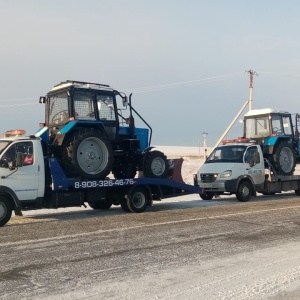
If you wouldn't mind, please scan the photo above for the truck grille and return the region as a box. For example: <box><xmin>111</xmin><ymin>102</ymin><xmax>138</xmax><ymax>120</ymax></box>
<box><xmin>200</xmin><ymin>173</ymin><xmax>218</xmax><ymax>183</ymax></box>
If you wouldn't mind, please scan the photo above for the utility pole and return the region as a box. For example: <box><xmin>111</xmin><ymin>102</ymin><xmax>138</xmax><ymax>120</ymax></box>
<box><xmin>246</xmin><ymin>69</ymin><xmax>258</xmax><ymax>111</ymax></box>
<box><xmin>202</xmin><ymin>132</ymin><xmax>209</xmax><ymax>159</ymax></box>
<box><xmin>213</xmin><ymin>69</ymin><xmax>258</xmax><ymax>148</ymax></box>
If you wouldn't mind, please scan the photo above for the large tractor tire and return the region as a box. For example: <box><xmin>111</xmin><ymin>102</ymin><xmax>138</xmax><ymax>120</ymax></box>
<box><xmin>61</xmin><ymin>129</ymin><xmax>113</xmax><ymax>179</ymax></box>
<box><xmin>142</xmin><ymin>150</ymin><xmax>168</xmax><ymax>178</ymax></box>
<box><xmin>272</xmin><ymin>142</ymin><xmax>296</xmax><ymax>176</ymax></box>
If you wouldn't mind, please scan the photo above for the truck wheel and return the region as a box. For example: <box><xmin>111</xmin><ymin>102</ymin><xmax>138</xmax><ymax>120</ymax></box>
<box><xmin>126</xmin><ymin>187</ymin><xmax>149</xmax><ymax>213</ymax></box>
<box><xmin>143</xmin><ymin>151</ymin><xmax>168</xmax><ymax>178</ymax></box>
<box><xmin>199</xmin><ymin>193</ymin><xmax>214</xmax><ymax>200</ymax></box>
<box><xmin>0</xmin><ymin>197</ymin><xmax>12</xmax><ymax>227</ymax></box>
<box><xmin>236</xmin><ymin>181</ymin><xmax>252</xmax><ymax>202</ymax></box>
<box><xmin>113</xmin><ymin>163</ymin><xmax>137</xmax><ymax>179</ymax></box>
<box><xmin>88</xmin><ymin>201</ymin><xmax>112</xmax><ymax>210</ymax></box>
<box><xmin>295</xmin><ymin>189</ymin><xmax>300</xmax><ymax>196</ymax></box>
<box><xmin>120</xmin><ymin>200</ymin><xmax>131</xmax><ymax>212</ymax></box>
<box><xmin>272</xmin><ymin>142</ymin><xmax>296</xmax><ymax>176</ymax></box>
<box><xmin>62</xmin><ymin>129</ymin><xmax>113</xmax><ymax>179</ymax></box>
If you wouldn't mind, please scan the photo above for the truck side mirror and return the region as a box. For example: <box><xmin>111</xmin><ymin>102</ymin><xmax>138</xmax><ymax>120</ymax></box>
<box><xmin>122</xmin><ymin>96</ymin><xmax>128</xmax><ymax>108</ymax></box>
<box><xmin>39</xmin><ymin>96</ymin><xmax>46</xmax><ymax>104</ymax></box>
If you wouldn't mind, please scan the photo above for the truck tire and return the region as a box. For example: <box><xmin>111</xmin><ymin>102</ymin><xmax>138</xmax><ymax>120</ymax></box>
<box><xmin>236</xmin><ymin>181</ymin><xmax>252</xmax><ymax>202</ymax></box>
<box><xmin>272</xmin><ymin>142</ymin><xmax>296</xmax><ymax>176</ymax></box>
<box><xmin>62</xmin><ymin>129</ymin><xmax>113</xmax><ymax>179</ymax></box>
<box><xmin>88</xmin><ymin>201</ymin><xmax>112</xmax><ymax>210</ymax></box>
<box><xmin>143</xmin><ymin>150</ymin><xmax>168</xmax><ymax>178</ymax></box>
<box><xmin>0</xmin><ymin>196</ymin><xmax>12</xmax><ymax>227</ymax></box>
<box><xmin>199</xmin><ymin>193</ymin><xmax>214</xmax><ymax>200</ymax></box>
<box><xmin>126</xmin><ymin>187</ymin><xmax>149</xmax><ymax>213</ymax></box>
<box><xmin>295</xmin><ymin>189</ymin><xmax>300</xmax><ymax>196</ymax></box>
<box><xmin>120</xmin><ymin>200</ymin><xmax>131</xmax><ymax>212</ymax></box>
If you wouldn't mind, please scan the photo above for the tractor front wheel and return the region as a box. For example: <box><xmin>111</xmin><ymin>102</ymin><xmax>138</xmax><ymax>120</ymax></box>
<box><xmin>142</xmin><ymin>151</ymin><xmax>168</xmax><ymax>178</ymax></box>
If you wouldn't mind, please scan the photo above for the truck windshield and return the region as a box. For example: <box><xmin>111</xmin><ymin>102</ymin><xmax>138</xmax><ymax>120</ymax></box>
<box><xmin>0</xmin><ymin>141</ymin><xmax>11</xmax><ymax>154</ymax></box>
<box><xmin>206</xmin><ymin>145</ymin><xmax>246</xmax><ymax>163</ymax></box>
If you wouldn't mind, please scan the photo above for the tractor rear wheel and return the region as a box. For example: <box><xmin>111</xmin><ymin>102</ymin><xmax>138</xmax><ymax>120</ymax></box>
<box><xmin>143</xmin><ymin>150</ymin><xmax>168</xmax><ymax>178</ymax></box>
<box><xmin>272</xmin><ymin>142</ymin><xmax>296</xmax><ymax>176</ymax></box>
<box><xmin>61</xmin><ymin>129</ymin><xmax>113</xmax><ymax>179</ymax></box>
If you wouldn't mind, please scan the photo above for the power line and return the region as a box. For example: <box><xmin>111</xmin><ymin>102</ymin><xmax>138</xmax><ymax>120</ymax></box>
<box><xmin>124</xmin><ymin>72</ymin><xmax>244</xmax><ymax>94</ymax></box>
<box><xmin>0</xmin><ymin>71</ymin><xmax>247</xmax><ymax>107</ymax></box>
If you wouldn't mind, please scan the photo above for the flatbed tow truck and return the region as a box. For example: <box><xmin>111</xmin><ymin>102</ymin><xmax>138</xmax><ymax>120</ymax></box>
<box><xmin>0</xmin><ymin>132</ymin><xmax>201</xmax><ymax>227</ymax></box>
<box><xmin>196</xmin><ymin>139</ymin><xmax>300</xmax><ymax>201</ymax></box>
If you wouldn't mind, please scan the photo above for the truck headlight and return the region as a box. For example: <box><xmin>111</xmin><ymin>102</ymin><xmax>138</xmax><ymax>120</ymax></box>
<box><xmin>220</xmin><ymin>170</ymin><xmax>232</xmax><ymax>178</ymax></box>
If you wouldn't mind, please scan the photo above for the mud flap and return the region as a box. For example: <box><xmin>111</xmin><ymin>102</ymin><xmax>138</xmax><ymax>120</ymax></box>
<box><xmin>13</xmin><ymin>198</ymin><xmax>23</xmax><ymax>216</ymax></box>
<box><xmin>168</xmin><ymin>158</ymin><xmax>184</xmax><ymax>182</ymax></box>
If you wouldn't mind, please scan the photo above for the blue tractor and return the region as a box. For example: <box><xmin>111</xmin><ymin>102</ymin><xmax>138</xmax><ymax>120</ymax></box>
<box><xmin>39</xmin><ymin>80</ymin><xmax>168</xmax><ymax>180</ymax></box>
<box><xmin>243</xmin><ymin>108</ymin><xmax>300</xmax><ymax>175</ymax></box>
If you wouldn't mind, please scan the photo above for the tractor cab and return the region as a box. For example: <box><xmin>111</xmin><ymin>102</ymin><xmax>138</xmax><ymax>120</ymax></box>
<box><xmin>243</xmin><ymin>108</ymin><xmax>294</xmax><ymax>142</ymax></box>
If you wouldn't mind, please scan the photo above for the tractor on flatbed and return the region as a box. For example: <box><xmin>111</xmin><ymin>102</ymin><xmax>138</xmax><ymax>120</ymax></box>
<box><xmin>39</xmin><ymin>80</ymin><xmax>168</xmax><ymax>180</ymax></box>
<box><xmin>242</xmin><ymin>108</ymin><xmax>300</xmax><ymax>176</ymax></box>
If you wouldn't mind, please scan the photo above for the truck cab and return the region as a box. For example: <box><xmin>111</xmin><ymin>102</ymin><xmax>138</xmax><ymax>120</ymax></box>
<box><xmin>197</xmin><ymin>142</ymin><xmax>265</xmax><ymax>201</ymax></box>
<box><xmin>0</xmin><ymin>135</ymin><xmax>45</xmax><ymax>207</ymax></box>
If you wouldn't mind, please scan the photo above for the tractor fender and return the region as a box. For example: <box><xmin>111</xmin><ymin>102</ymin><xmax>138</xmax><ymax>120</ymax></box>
<box><xmin>263</xmin><ymin>136</ymin><xmax>291</xmax><ymax>155</ymax></box>
<box><xmin>225</xmin><ymin>175</ymin><xmax>256</xmax><ymax>196</ymax></box>
<box><xmin>141</xmin><ymin>146</ymin><xmax>154</xmax><ymax>154</ymax></box>
<box><xmin>0</xmin><ymin>185</ymin><xmax>23</xmax><ymax>216</ymax></box>
<box><xmin>56</xmin><ymin>121</ymin><xmax>106</xmax><ymax>146</ymax></box>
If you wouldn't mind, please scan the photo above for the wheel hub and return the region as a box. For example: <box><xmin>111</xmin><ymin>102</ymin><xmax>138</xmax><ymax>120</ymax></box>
<box><xmin>0</xmin><ymin>203</ymin><xmax>6</xmax><ymax>220</ymax></box>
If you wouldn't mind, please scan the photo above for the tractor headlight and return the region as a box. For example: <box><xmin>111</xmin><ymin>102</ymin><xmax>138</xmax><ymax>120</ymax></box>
<box><xmin>220</xmin><ymin>170</ymin><xmax>232</xmax><ymax>178</ymax></box>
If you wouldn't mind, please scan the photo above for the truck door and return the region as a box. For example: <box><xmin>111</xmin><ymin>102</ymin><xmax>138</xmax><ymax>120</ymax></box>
<box><xmin>244</xmin><ymin>146</ymin><xmax>264</xmax><ymax>185</ymax></box>
<box><xmin>0</xmin><ymin>141</ymin><xmax>39</xmax><ymax>200</ymax></box>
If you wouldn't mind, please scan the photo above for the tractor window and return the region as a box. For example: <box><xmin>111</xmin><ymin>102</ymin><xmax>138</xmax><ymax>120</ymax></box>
<box><xmin>245</xmin><ymin>116</ymin><xmax>270</xmax><ymax>138</ymax></box>
<box><xmin>48</xmin><ymin>92</ymin><xmax>69</xmax><ymax>126</ymax></box>
<box><xmin>271</xmin><ymin>115</ymin><xmax>282</xmax><ymax>135</ymax></box>
<box><xmin>74</xmin><ymin>91</ymin><xmax>96</xmax><ymax>120</ymax></box>
<box><xmin>271</xmin><ymin>115</ymin><xmax>293</xmax><ymax>136</ymax></box>
<box><xmin>97</xmin><ymin>95</ymin><xmax>116</xmax><ymax>121</ymax></box>
<box><xmin>282</xmin><ymin>116</ymin><xmax>292</xmax><ymax>135</ymax></box>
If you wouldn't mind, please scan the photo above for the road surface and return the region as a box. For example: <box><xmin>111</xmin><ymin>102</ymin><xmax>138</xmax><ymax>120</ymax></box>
<box><xmin>1</xmin><ymin>193</ymin><xmax>300</xmax><ymax>299</ymax></box>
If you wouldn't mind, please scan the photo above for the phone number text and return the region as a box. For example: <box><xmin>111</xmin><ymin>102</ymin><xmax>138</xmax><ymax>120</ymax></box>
<box><xmin>74</xmin><ymin>179</ymin><xmax>135</xmax><ymax>189</ymax></box>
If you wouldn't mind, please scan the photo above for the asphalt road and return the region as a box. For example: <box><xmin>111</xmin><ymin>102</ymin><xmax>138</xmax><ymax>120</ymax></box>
<box><xmin>2</xmin><ymin>193</ymin><xmax>300</xmax><ymax>299</ymax></box>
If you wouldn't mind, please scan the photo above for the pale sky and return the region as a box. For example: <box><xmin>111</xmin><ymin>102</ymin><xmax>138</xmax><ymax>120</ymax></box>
<box><xmin>1</xmin><ymin>1</ymin><xmax>300</xmax><ymax>146</ymax></box>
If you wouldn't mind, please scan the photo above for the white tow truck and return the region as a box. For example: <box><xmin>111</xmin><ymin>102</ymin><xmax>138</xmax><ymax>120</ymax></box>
<box><xmin>0</xmin><ymin>131</ymin><xmax>202</xmax><ymax>227</ymax></box>
<box><xmin>196</xmin><ymin>138</ymin><xmax>300</xmax><ymax>201</ymax></box>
